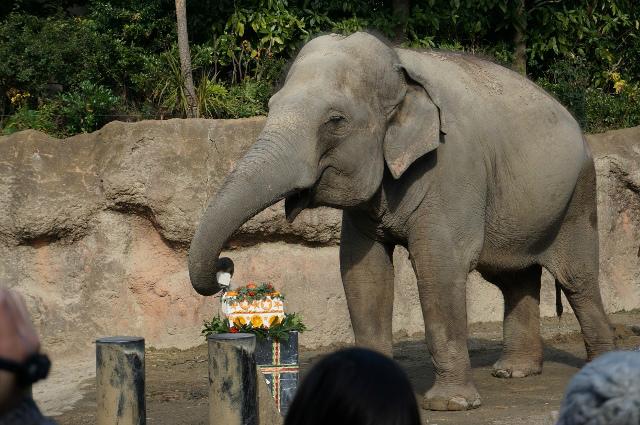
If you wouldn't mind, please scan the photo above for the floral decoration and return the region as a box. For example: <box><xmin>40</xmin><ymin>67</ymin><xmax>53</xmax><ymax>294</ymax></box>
<box><xmin>224</xmin><ymin>282</ymin><xmax>283</xmax><ymax>303</ymax></box>
<box><xmin>202</xmin><ymin>312</ymin><xmax>306</xmax><ymax>341</ymax></box>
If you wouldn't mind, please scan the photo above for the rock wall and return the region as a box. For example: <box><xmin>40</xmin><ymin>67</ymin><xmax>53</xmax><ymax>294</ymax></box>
<box><xmin>1</xmin><ymin>119</ymin><xmax>639</xmax><ymax>356</ymax></box>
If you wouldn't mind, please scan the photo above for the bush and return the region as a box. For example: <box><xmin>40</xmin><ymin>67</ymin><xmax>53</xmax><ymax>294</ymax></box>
<box><xmin>585</xmin><ymin>87</ymin><xmax>640</xmax><ymax>133</ymax></box>
<box><xmin>56</xmin><ymin>81</ymin><xmax>121</xmax><ymax>134</ymax></box>
<box><xmin>0</xmin><ymin>13</ymin><xmax>112</xmax><ymax>103</ymax></box>
<box><xmin>196</xmin><ymin>78</ymin><xmax>271</xmax><ymax>119</ymax></box>
<box><xmin>225</xmin><ymin>80</ymin><xmax>271</xmax><ymax>118</ymax></box>
<box><xmin>537</xmin><ymin>58</ymin><xmax>640</xmax><ymax>133</ymax></box>
<box><xmin>536</xmin><ymin>58</ymin><xmax>591</xmax><ymax>128</ymax></box>
<box><xmin>1</xmin><ymin>105</ymin><xmax>57</xmax><ymax>135</ymax></box>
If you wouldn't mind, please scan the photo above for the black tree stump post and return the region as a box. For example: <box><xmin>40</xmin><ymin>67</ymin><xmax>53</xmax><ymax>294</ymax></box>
<box><xmin>207</xmin><ymin>333</ymin><xmax>259</xmax><ymax>425</ymax></box>
<box><xmin>95</xmin><ymin>336</ymin><xmax>145</xmax><ymax>425</ymax></box>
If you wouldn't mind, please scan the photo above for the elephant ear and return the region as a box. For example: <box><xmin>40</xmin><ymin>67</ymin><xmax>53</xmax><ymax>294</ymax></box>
<box><xmin>383</xmin><ymin>56</ymin><xmax>449</xmax><ymax>180</ymax></box>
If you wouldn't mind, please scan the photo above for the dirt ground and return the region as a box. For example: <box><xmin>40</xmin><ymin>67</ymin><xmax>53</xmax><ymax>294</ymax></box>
<box><xmin>47</xmin><ymin>312</ymin><xmax>640</xmax><ymax>425</ymax></box>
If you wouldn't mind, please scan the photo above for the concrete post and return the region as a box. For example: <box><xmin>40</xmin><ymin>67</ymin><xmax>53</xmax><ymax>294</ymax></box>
<box><xmin>96</xmin><ymin>336</ymin><xmax>145</xmax><ymax>425</ymax></box>
<box><xmin>208</xmin><ymin>333</ymin><xmax>258</xmax><ymax>425</ymax></box>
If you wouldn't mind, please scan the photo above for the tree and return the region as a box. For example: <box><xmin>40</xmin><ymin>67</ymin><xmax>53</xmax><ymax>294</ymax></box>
<box><xmin>392</xmin><ymin>0</ymin><xmax>410</xmax><ymax>42</ymax></box>
<box><xmin>174</xmin><ymin>0</ymin><xmax>198</xmax><ymax>118</ymax></box>
<box><xmin>512</xmin><ymin>0</ymin><xmax>527</xmax><ymax>75</ymax></box>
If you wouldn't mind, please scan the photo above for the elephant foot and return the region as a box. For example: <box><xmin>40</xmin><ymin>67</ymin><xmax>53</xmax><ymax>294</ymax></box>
<box><xmin>422</xmin><ymin>383</ymin><xmax>481</xmax><ymax>411</ymax></box>
<box><xmin>492</xmin><ymin>357</ymin><xmax>542</xmax><ymax>378</ymax></box>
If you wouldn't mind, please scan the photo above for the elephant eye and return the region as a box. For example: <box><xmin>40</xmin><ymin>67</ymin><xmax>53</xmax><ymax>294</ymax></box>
<box><xmin>324</xmin><ymin>112</ymin><xmax>350</xmax><ymax>137</ymax></box>
<box><xmin>327</xmin><ymin>114</ymin><xmax>346</xmax><ymax>125</ymax></box>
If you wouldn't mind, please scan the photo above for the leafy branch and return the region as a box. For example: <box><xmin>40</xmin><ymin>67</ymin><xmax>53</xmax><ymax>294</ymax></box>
<box><xmin>202</xmin><ymin>313</ymin><xmax>307</xmax><ymax>342</ymax></box>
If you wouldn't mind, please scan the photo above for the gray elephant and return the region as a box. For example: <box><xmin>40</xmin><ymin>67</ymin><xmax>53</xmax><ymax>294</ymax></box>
<box><xmin>188</xmin><ymin>32</ymin><xmax>614</xmax><ymax>411</ymax></box>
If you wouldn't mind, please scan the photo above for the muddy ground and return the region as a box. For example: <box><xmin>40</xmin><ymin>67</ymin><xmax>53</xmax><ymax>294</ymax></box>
<box><xmin>47</xmin><ymin>312</ymin><xmax>640</xmax><ymax>425</ymax></box>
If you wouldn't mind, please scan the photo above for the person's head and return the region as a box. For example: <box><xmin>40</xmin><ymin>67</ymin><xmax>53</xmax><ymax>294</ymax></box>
<box><xmin>284</xmin><ymin>347</ymin><xmax>421</xmax><ymax>425</ymax></box>
<box><xmin>556</xmin><ymin>351</ymin><xmax>640</xmax><ymax>425</ymax></box>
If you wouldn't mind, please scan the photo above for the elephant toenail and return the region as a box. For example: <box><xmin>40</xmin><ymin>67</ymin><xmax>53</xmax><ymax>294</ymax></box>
<box><xmin>447</xmin><ymin>396</ymin><xmax>469</xmax><ymax>410</ymax></box>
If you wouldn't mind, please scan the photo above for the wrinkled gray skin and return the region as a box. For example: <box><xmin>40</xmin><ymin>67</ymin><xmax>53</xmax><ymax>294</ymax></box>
<box><xmin>189</xmin><ymin>32</ymin><xmax>614</xmax><ymax>411</ymax></box>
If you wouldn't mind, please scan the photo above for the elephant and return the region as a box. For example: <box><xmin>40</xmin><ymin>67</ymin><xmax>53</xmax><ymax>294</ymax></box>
<box><xmin>188</xmin><ymin>32</ymin><xmax>614</xmax><ymax>411</ymax></box>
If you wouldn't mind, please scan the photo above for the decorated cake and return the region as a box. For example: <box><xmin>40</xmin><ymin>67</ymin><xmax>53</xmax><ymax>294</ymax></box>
<box><xmin>221</xmin><ymin>282</ymin><xmax>285</xmax><ymax>328</ymax></box>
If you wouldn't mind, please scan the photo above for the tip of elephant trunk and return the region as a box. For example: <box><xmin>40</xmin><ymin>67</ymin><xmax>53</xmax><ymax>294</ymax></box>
<box><xmin>190</xmin><ymin>275</ymin><xmax>221</xmax><ymax>296</ymax></box>
<box><xmin>189</xmin><ymin>256</ymin><xmax>235</xmax><ymax>296</ymax></box>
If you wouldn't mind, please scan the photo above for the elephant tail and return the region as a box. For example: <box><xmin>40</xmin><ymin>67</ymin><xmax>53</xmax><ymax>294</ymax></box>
<box><xmin>555</xmin><ymin>280</ymin><xmax>564</xmax><ymax>318</ymax></box>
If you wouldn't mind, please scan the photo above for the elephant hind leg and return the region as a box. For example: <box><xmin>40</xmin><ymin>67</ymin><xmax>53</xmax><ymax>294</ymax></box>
<box><xmin>481</xmin><ymin>266</ymin><xmax>544</xmax><ymax>378</ymax></box>
<box><xmin>544</xmin><ymin>161</ymin><xmax>614</xmax><ymax>360</ymax></box>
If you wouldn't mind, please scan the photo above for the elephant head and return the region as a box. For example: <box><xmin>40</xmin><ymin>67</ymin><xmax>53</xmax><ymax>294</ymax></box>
<box><xmin>188</xmin><ymin>32</ymin><xmax>445</xmax><ymax>295</ymax></box>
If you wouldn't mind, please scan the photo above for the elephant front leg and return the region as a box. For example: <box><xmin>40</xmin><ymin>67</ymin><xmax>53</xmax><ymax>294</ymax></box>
<box><xmin>409</xmin><ymin>236</ymin><xmax>481</xmax><ymax>411</ymax></box>
<box><xmin>340</xmin><ymin>212</ymin><xmax>395</xmax><ymax>357</ymax></box>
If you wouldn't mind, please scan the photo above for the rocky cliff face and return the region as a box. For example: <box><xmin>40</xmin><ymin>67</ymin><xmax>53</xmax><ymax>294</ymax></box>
<box><xmin>0</xmin><ymin>119</ymin><xmax>638</xmax><ymax>355</ymax></box>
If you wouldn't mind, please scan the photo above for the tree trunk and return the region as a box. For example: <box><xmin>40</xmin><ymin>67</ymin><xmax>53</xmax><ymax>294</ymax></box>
<box><xmin>392</xmin><ymin>0</ymin><xmax>410</xmax><ymax>43</ymax></box>
<box><xmin>175</xmin><ymin>0</ymin><xmax>198</xmax><ymax>118</ymax></box>
<box><xmin>512</xmin><ymin>0</ymin><xmax>527</xmax><ymax>76</ymax></box>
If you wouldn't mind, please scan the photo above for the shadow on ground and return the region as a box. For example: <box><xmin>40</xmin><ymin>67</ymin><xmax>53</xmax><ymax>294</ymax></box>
<box><xmin>50</xmin><ymin>311</ymin><xmax>640</xmax><ymax>425</ymax></box>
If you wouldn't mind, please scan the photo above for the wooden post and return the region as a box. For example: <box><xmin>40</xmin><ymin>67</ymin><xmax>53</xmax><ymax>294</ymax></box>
<box><xmin>208</xmin><ymin>333</ymin><xmax>258</xmax><ymax>425</ymax></box>
<box><xmin>96</xmin><ymin>336</ymin><xmax>145</xmax><ymax>425</ymax></box>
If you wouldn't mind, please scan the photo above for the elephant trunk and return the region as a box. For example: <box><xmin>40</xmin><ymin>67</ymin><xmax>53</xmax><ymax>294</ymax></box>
<box><xmin>188</xmin><ymin>135</ymin><xmax>313</xmax><ymax>296</ymax></box>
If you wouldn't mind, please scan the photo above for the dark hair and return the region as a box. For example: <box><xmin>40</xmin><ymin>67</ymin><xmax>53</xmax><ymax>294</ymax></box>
<box><xmin>284</xmin><ymin>348</ymin><xmax>421</xmax><ymax>425</ymax></box>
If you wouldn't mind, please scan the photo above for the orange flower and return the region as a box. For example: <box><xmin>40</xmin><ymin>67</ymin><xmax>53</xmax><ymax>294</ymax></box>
<box><xmin>269</xmin><ymin>316</ymin><xmax>281</xmax><ymax>326</ymax></box>
<box><xmin>226</xmin><ymin>291</ymin><xmax>238</xmax><ymax>297</ymax></box>
<box><xmin>270</xmin><ymin>291</ymin><xmax>281</xmax><ymax>297</ymax></box>
<box><xmin>246</xmin><ymin>282</ymin><xmax>257</xmax><ymax>289</ymax></box>
<box><xmin>230</xmin><ymin>326</ymin><xmax>239</xmax><ymax>333</ymax></box>
<box><xmin>251</xmin><ymin>315</ymin><xmax>263</xmax><ymax>328</ymax></box>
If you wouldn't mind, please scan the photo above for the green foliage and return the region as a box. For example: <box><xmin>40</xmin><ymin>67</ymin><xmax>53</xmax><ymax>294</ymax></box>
<box><xmin>1</xmin><ymin>105</ymin><xmax>57</xmax><ymax>135</ymax></box>
<box><xmin>0</xmin><ymin>13</ymin><xmax>111</xmax><ymax>99</ymax></box>
<box><xmin>197</xmin><ymin>79</ymin><xmax>231</xmax><ymax>118</ymax></box>
<box><xmin>585</xmin><ymin>86</ymin><xmax>640</xmax><ymax>133</ymax></box>
<box><xmin>215</xmin><ymin>0</ymin><xmax>308</xmax><ymax>83</ymax></box>
<box><xmin>201</xmin><ymin>315</ymin><xmax>233</xmax><ymax>336</ymax></box>
<box><xmin>57</xmin><ymin>81</ymin><xmax>121</xmax><ymax>134</ymax></box>
<box><xmin>1</xmin><ymin>0</ymin><xmax>639</xmax><ymax>136</ymax></box>
<box><xmin>150</xmin><ymin>48</ymin><xmax>193</xmax><ymax>117</ymax></box>
<box><xmin>202</xmin><ymin>313</ymin><xmax>307</xmax><ymax>342</ymax></box>
<box><xmin>537</xmin><ymin>57</ymin><xmax>591</xmax><ymax>128</ymax></box>
<box><xmin>224</xmin><ymin>80</ymin><xmax>271</xmax><ymax>118</ymax></box>
<box><xmin>537</xmin><ymin>57</ymin><xmax>640</xmax><ymax>133</ymax></box>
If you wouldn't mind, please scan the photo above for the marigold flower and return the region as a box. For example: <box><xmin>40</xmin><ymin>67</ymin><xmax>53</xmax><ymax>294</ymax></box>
<box><xmin>251</xmin><ymin>315</ymin><xmax>263</xmax><ymax>327</ymax></box>
<box><xmin>246</xmin><ymin>282</ymin><xmax>257</xmax><ymax>289</ymax></box>
<box><xmin>269</xmin><ymin>316</ymin><xmax>280</xmax><ymax>326</ymax></box>
<box><xmin>226</xmin><ymin>291</ymin><xmax>238</xmax><ymax>297</ymax></box>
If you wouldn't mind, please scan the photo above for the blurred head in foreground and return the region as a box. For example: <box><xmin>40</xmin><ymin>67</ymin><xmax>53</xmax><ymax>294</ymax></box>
<box><xmin>284</xmin><ymin>347</ymin><xmax>421</xmax><ymax>425</ymax></box>
<box><xmin>557</xmin><ymin>351</ymin><xmax>640</xmax><ymax>425</ymax></box>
